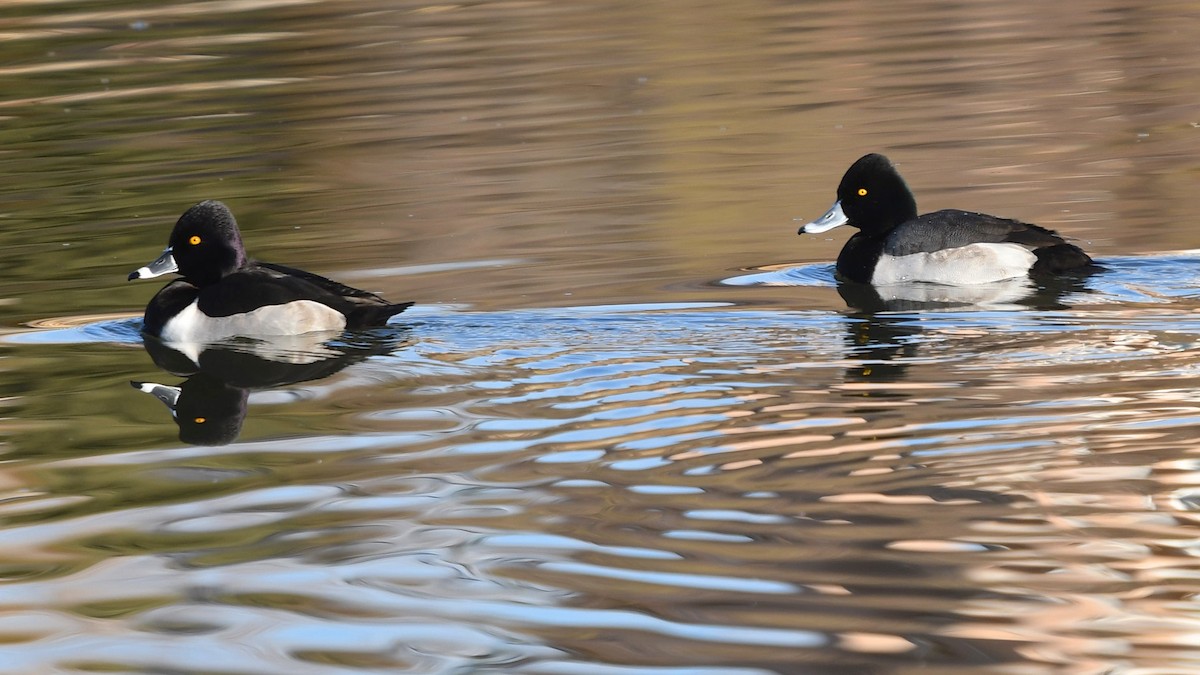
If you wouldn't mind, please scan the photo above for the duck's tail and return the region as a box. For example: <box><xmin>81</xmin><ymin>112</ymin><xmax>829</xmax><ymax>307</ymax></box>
<box><xmin>347</xmin><ymin>301</ymin><xmax>415</xmax><ymax>328</ymax></box>
<box><xmin>1031</xmin><ymin>243</ymin><xmax>1098</xmax><ymax>275</ymax></box>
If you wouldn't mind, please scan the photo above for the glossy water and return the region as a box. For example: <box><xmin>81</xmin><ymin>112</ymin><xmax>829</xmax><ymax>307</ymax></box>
<box><xmin>2</xmin><ymin>1</ymin><xmax>1200</xmax><ymax>673</ymax></box>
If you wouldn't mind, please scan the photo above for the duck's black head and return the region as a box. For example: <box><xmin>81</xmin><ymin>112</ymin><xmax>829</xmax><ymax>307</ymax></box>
<box><xmin>129</xmin><ymin>200</ymin><xmax>248</xmax><ymax>286</ymax></box>
<box><xmin>167</xmin><ymin>200</ymin><xmax>248</xmax><ymax>285</ymax></box>
<box><xmin>834</xmin><ymin>154</ymin><xmax>918</xmax><ymax>234</ymax></box>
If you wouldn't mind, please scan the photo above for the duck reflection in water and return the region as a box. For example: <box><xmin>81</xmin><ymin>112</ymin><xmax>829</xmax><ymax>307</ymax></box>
<box><xmin>835</xmin><ymin>272</ymin><xmax>1094</xmax><ymax>314</ymax></box>
<box><xmin>834</xmin><ymin>274</ymin><xmax>1094</xmax><ymax>385</ymax></box>
<box><xmin>133</xmin><ymin>331</ymin><xmax>407</xmax><ymax>446</ymax></box>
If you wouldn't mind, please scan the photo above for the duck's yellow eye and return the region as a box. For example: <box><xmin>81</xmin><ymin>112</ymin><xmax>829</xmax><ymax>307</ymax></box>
<box><xmin>857</xmin><ymin>188</ymin><xmax>868</xmax><ymax>196</ymax></box>
<box><xmin>189</xmin><ymin>235</ymin><xmax>201</xmax><ymax>245</ymax></box>
<box><xmin>194</xmin><ymin>417</ymin><xmax>206</xmax><ymax>424</ymax></box>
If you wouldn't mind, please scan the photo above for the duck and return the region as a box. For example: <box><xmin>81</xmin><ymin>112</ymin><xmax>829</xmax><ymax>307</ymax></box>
<box><xmin>797</xmin><ymin>153</ymin><xmax>1095</xmax><ymax>285</ymax></box>
<box><xmin>128</xmin><ymin>200</ymin><xmax>413</xmax><ymax>341</ymax></box>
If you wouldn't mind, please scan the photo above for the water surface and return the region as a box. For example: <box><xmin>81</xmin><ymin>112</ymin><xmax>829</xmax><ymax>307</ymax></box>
<box><xmin>2</xmin><ymin>1</ymin><xmax>1200</xmax><ymax>673</ymax></box>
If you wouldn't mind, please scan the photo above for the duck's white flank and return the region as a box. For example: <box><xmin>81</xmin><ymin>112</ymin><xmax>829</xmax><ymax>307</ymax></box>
<box><xmin>160</xmin><ymin>299</ymin><xmax>347</xmax><ymax>343</ymax></box>
<box><xmin>872</xmin><ymin>242</ymin><xmax>1037</xmax><ymax>285</ymax></box>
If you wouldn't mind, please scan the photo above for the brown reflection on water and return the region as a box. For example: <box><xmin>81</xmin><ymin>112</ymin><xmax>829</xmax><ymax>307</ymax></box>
<box><xmin>0</xmin><ymin>0</ymin><xmax>1198</xmax><ymax>318</ymax></box>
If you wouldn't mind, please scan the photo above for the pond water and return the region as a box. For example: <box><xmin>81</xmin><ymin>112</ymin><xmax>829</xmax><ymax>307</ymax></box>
<box><xmin>2</xmin><ymin>1</ymin><xmax>1200</xmax><ymax>673</ymax></box>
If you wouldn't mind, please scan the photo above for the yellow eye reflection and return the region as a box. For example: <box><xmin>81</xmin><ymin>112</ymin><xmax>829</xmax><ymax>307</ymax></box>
<box><xmin>194</xmin><ymin>417</ymin><xmax>206</xmax><ymax>424</ymax></box>
<box><xmin>857</xmin><ymin>188</ymin><xmax>868</xmax><ymax>196</ymax></box>
<box><xmin>189</xmin><ymin>235</ymin><xmax>202</xmax><ymax>245</ymax></box>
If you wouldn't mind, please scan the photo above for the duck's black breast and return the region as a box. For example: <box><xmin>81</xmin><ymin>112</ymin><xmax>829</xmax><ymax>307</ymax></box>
<box><xmin>835</xmin><ymin>233</ymin><xmax>886</xmax><ymax>284</ymax></box>
<box><xmin>144</xmin><ymin>279</ymin><xmax>200</xmax><ymax>337</ymax></box>
<box><xmin>883</xmin><ymin>209</ymin><xmax>1069</xmax><ymax>257</ymax></box>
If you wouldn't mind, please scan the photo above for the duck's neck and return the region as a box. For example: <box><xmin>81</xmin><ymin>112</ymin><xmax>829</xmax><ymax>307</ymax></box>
<box><xmin>879</xmin><ymin>192</ymin><xmax>917</xmax><ymax>232</ymax></box>
<box><xmin>192</xmin><ymin>248</ymin><xmax>247</xmax><ymax>286</ymax></box>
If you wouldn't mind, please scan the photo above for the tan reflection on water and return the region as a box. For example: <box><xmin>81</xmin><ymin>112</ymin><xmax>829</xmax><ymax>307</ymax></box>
<box><xmin>1</xmin><ymin>307</ymin><xmax>1200</xmax><ymax>672</ymax></box>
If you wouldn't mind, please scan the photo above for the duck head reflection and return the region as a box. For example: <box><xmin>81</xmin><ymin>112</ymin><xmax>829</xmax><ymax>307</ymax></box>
<box><xmin>133</xmin><ymin>330</ymin><xmax>408</xmax><ymax>446</ymax></box>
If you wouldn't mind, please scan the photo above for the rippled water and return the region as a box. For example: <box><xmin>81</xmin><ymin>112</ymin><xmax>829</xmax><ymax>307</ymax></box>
<box><xmin>3</xmin><ymin>0</ymin><xmax>1200</xmax><ymax>673</ymax></box>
